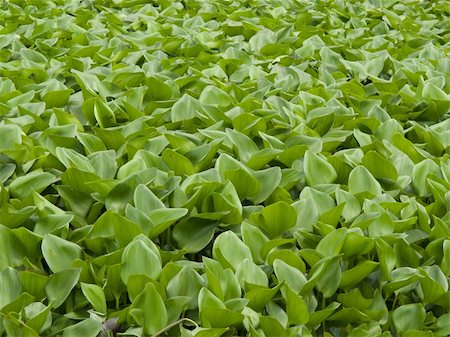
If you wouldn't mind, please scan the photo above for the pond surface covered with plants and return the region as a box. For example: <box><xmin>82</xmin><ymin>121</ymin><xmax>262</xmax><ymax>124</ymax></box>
<box><xmin>0</xmin><ymin>0</ymin><xmax>449</xmax><ymax>336</ymax></box>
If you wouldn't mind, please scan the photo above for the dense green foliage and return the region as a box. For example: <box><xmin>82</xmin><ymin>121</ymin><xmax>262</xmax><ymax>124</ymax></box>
<box><xmin>0</xmin><ymin>0</ymin><xmax>449</xmax><ymax>336</ymax></box>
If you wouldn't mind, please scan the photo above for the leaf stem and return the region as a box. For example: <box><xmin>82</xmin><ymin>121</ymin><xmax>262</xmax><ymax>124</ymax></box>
<box><xmin>392</xmin><ymin>293</ymin><xmax>398</xmax><ymax>309</ymax></box>
<box><xmin>150</xmin><ymin>318</ymin><xmax>198</xmax><ymax>337</ymax></box>
<box><xmin>115</xmin><ymin>295</ymin><xmax>120</xmax><ymax>311</ymax></box>
<box><xmin>322</xmin><ymin>295</ymin><xmax>326</xmax><ymax>336</ymax></box>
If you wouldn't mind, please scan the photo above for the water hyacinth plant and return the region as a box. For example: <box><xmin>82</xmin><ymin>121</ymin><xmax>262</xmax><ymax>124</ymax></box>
<box><xmin>0</xmin><ymin>0</ymin><xmax>449</xmax><ymax>336</ymax></box>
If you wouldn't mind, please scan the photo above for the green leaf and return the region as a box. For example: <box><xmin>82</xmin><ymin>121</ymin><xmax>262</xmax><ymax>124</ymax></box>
<box><xmin>94</xmin><ymin>99</ymin><xmax>116</xmax><ymax>128</ymax></box>
<box><xmin>304</xmin><ymin>150</ymin><xmax>337</xmax><ymax>185</ymax></box>
<box><xmin>213</xmin><ymin>231</ymin><xmax>253</xmax><ymax>270</ymax></box>
<box><xmin>212</xmin><ymin>181</ymin><xmax>243</xmax><ymax>224</ymax></box>
<box><xmin>56</xmin><ymin>147</ymin><xmax>95</xmax><ymax>172</ymax></box>
<box><xmin>419</xmin><ymin>265</ymin><xmax>448</xmax><ymax>305</ymax></box>
<box><xmin>42</xmin><ymin>89</ymin><xmax>73</xmax><ymax>108</ymax></box>
<box><xmin>362</xmin><ymin>151</ymin><xmax>398</xmax><ymax>181</ymax></box>
<box><xmin>235</xmin><ymin>258</ymin><xmax>268</xmax><ymax>289</ymax></box>
<box><xmin>173</xmin><ymin>219</ymin><xmax>217</xmax><ymax>253</ymax></box>
<box><xmin>3</xmin><ymin>314</ymin><xmax>40</xmax><ymax>337</ymax></box>
<box><xmin>348</xmin><ymin>166</ymin><xmax>383</xmax><ymax>196</ymax></box>
<box><xmin>259</xmin><ymin>315</ymin><xmax>288</xmax><ymax>337</ymax></box>
<box><xmin>342</xmin><ymin>231</ymin><xmax>374</xmax><ymax>258</ymax></box>
<box><xmin>8</xmin><ymin>170</ymin><xmax>57</xmax><ymax>199</ymax></box>
<box><xmin>77</xmin><ymin>132</ymin><xmax>107</xmax><ymax>154</ymax></box>
<box><xmin>226</xmin><ymin>129</ymin><xmax>259</xmax><ymax>163</ymax></box>
<box><xmin>167</xmin><ymin>267</ymin><xmax>204</xmax><ymax>310</ymax></box>
<box><xmin>71</xmin><ymin>69</ymin><xmax>108</xmax><ymax>99</ymax></box>
<box><xmin>80</xmin><ymin>283</ymin><xmax>107</xmax><ymax>314</ymax></box>
<box><xmin>267</xmin><ymin>249</ymin><xmax>306</xmax><ymax>273</ymax></box>
<box><xmin>435</xmin><ymin>313</ymin><xmax>450</xmax><ymax>337</ymax></box>
<box><xmin>202</xmin><ymin>307</ymin><xmax>244</xmax><ymax>328</ymax></box>
<box><xmin>111</xmin><ymin>70</ymin><xmax>145</xmax><ymax>89</ymax></box>
<box><xmin>88</xmin><ymin>210</ymin><xmax>143</xmax><ymax>250</ymax></box>
<box><xmin>412</xmin><ymin>159</ymin><xmax>441</xmax><ymax>197</ymax></box>
<box><xmin>0</xmin><ymin>267</ymin><xmax>21</xmax><ymax>310</ymax></box>
<box><xmin>89</xmin><ymin>150</ymin><xmax>117</xmax><ymax>180</ymax></box>
<box><xmin>199</xmin><ymin>287</ymin><xmax>226</xmax><ymax>318</ymax></box>
<box><xmin>20</xmin><ymin>271</ymin><xmax>47</xmax><ymax>300</ymax></box>
<box><xmin>45</xmin><ymin>268</ymin><xmax>81</xmax><ymax>308</ymax></box>
<box><xmin>422</xmin><ymin>82</ymin><xmax>449</xmax><ymax>101</ymax></box>
<box><xmin>193</xmin><ymin>328</ymin><xmax>229</xmax><ymax>337</ymax></box>
<box><xmin>273</xmin><ymin>259</ymin><xmax>307</xmax><ymax>294</ymax></box>
<box><xmin>126</xmin><ymin>274</ymin><xmax>153</xmax><ymax>302</ymax></box>
<box><xmin>259</xmin><ymin>201</ymin><xmax>297</xmax><ymax>237</ymax></box>
<box><xmin>25</xmin><ymin>302</ymin><xmax>52</xmax><ymax>334</ymax></box>
<box><xmin>121</xmin><ymin>234</ymin><xmax>162</xmax><ymax>283</ymax></box>
<box><xmin>292</xmin><ymin>198</ymin><xmax>319</xmax><ymax>232</ymax></box>
<box><xmin>308</xmin><ymin>302</ymin><xmax>340</xmax><ymax>327</ymax></box>
<box><xmin>130</xmin><ymin>283</ymin><xmax>168</xmax><ymax>335</ymax></box>
<box><xmin>328</xmin><ymin>307</ymin><xmax>371</xmax><ymax>325</ymax></box>
<box><xmin>62</xmin><ymin>318</ymin><xmax>102</xmax><ymax>337</ymax></box>
<box><xmin>316</xmin><ymin>228</ymin><xmax>347</xmax><ymax>257</ymax></box>
<box><xmin>147</xmin><ymin>208</ymin><xmax>188</xmax><ymax>237</ymax></box>
<box><xmin>0</xmin><ymin>163</ymin><xmax>16</xmax><ymax>183</ymax></box>
<box><xmin>383</xmin><ymin>267</ymin><xmax>423</xmax><ymax>296</ymax></box>
<box><xmin>376</xmin><ymin>238</ymin><xmax>396</xmax><ymax>281</ymax></box>
<box><xmin>105</xmin><ymin>169</ymin><xmax>156</xmax><ymax>212</ymax></box>
<box><xmin>246</xmin><ymin>148</ymin><xmax>281</xmax><ymax>170</ymax></box>
<box><xmin>203</xmin><ymin>257</ymin><xmax>241</xmax><ymax>301</ymax></box>
<box><xmin>340</xmin><ymin>261</ymin><xmax>379</xmax><ymax>289</ymax></box>
<box><xmin>162</xmin><ymin>149</ymin><xmax>196</xmax><ymax>176</ymax></box>
<box><xmin>146</xmin><ymin>77</ymin><xmax>173</xmax><ymax>100</ymax></box>
<box><xmin>0</xmin><ymin>124</ymin><xmax>22</xmax><ymax>151</ymax></box>
<box><xmin>316</xmin><ymin>257</ymin><xmax>342</xmax><ymax>298</ymax></box>
<box><xmin>199</xmin><ymin>86</ymin><xmax>233</xmax><ymax>107</ymax></box>
<box><xmin>171</xmin><ymin>94</ymin><xmax>200</xmax><ymax>122</ymax></box>
<box><xmin>134</xmin><ymin>184</ymin><xmax>165</xmax><ymax>212</ymax></box>
<box><xmin>0</xmin><ymin>291</ymin><xmax>34</xmax><ymax>315</ymax></box>
<box><xmin>285</xmin><ymin>286</ymin><xmax>309</xmax><ymax>325</ymax></box>
<box><xmin>442</xmin><ymin>240</ymin><xmax>450</xmax><ymax>275</ymax></box>
<box><xmin>224</xmin><ymin>168</ymin><xmax>261</xmax><ymax>200</ymax></box>
<box><xmin>244</xmin><ymin>282</ymin><xmax>284</xmax><ymax>312</ymax></box>
<box><xmin>42</xmin><ymin>234</ymin><xmax>83</xmax><ymax>273</ymax></box>
<box><xmin>392</xmin><ymin>304</ymin><xmax>426</xmax><ymax>334</ymax></box>
<box><xmin>241</xmin><ymin>221</ymin><xmax>269</xmax><ymax>264</ymax></box>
